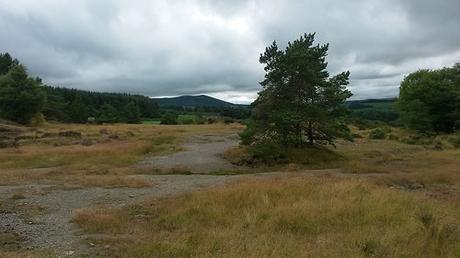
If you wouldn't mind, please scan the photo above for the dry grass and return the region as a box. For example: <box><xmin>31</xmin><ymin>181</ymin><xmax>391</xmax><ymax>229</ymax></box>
<box><xmin>74</xmin><ymin>176</ymin><xmax>460</xmax><ymax>258</ymax></box>
<box><xmin>0</xmin><ymin>123</ymin><xmax>243</xmax><ymax>187</ymax></box>
<box><xmin>338</xmin><ymin>138</ymin><xmax>460</xmax><ymax>188</ymax></box>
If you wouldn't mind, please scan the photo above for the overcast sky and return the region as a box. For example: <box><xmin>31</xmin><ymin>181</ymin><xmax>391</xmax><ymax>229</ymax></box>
<box><xmin>1</xmin><ymin>0</ymin><xmax>459</xmax><ymax>103</ymax></box>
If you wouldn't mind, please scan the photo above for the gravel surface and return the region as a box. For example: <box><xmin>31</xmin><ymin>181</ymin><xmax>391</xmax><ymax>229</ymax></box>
<box><xmin>138</xmin><ymin>134</ymin><xmax>242</xmax><ymax>173</ymax></box>
<box><xmin>0</xmin><ymin>174</ymin><xmax>244</xmax><ymax>256</ymax></box>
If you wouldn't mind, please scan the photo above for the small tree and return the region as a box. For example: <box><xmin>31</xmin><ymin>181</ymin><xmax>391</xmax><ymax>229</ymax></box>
<box><xmin>122</xmin><ymin>102</ymin><xmax>141</xmax><ymax>124</ymax></box>
<box><xmin>0</xmin><ymin>65</ymin><xmax>46</xmax><ymax>124</ymax></box>
<box><xmin>242</xmin><ymin>33</ymin><xmax>352</xmax><ymax>147</ymax></box>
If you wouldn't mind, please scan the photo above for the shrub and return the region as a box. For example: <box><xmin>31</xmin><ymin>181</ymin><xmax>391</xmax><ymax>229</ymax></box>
<box><xmin>29</xmin><ymin>113</ymin><xmax>46</xmax><ymax>126</ymax></box>
<box><xmin>179</xmin><ymin>117</ymin><xmax>195</xmax><ymax>125</ymax></box>
<box><xmin>228</xmin><ymin>141</ymin><xmax>342</xmax><ymax>167</ymax></box>
<box><xmin>239</xmin><ymin>120</ymin><xmax>258</xmax><ymax>145</ymax></box>
<box><xmin>447</xmin><ymin>134</ymin><xmax>460</xmax><ymax>148</ymax></box>
<box><xmin>369</xmin><ymin>128</ymin><xmax>386</xmax><ymax>139</ymax></box>
<box><xmin>160</xmin><ymin>113</ymin><xmax>178</xmax><ymax>125</ymax></box>
<box><xmin>248</xmin><ymin>142</ymin><xmax>286</xmax><ymax>163</ymax></box>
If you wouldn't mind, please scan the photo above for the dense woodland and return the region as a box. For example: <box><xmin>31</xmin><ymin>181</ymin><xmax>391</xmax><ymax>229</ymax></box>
<box><xmin>0</xmin><ymin>53</ymin><xmax>160</xmax><ymax>124</ymax></box>
<box><xmin>42</xmin><ymin>86</ymin><xmax>160</xmax><ymax>123</ymax></box>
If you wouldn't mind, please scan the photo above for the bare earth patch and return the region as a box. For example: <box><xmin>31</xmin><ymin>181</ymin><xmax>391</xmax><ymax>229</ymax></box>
<box><xmin>138</xmin><ymin>134</ymin><xmax>244</xmax><ymax>173</ymax></box>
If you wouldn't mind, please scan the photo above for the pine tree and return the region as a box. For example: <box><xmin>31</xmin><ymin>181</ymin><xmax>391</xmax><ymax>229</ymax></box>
<box><xmin>68</xmin><ymin>95</ymin><xmax>89</xmax><ymax>123</ymax></box>
<box><xmin>242</xmin><ymin>33</ymin><xmax>352</xmax><ymax>147</ymax></box>
<box><xmin>0</xmin><ymin>52</ymin><xmax>19</xmax><ymax>75</ymax></box>
<box><xmin>97</xmin><ymin>103</ymin><xmax>119</xmax><ymax>123</ymax></box>
<box><xmin>0</xmin><ymin>65</ymin><xmax>46</xmax><ymax>124</ymax></box>
<box><xmin>122</xmin><ymin>101</ymin><xmax>141</xmax><ymax>124</ymax></box>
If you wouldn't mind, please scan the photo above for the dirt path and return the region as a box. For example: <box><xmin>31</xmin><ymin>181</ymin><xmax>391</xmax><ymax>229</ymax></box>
<box><xmin>138</xmin><ymin>134</ymin><xmax>242</xmax><ymax>173</ymax></box>
<box><xmin>0</xmin><ymin>174</ymin><xmax>246</xmax><ymax>256</ymax></box>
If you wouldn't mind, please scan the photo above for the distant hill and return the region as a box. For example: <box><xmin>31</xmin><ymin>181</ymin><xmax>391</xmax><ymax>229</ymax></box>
<box><xmin>152</xmin><ymin>95</ymin><xmax>240</xmax><ymax>108</ymax></box>
<box><xmin>346</xmin><ymin>98</ymin><xmax>396</xmax><ymax>110</ymax></box>
<box><xmin>345</xmin><ymin>98</ymin><xmax>399</xmax><ymax>122</ymax></box>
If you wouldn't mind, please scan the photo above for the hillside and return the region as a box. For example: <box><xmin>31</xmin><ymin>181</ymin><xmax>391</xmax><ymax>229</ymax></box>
<box><xmin>152</xmin><ymin>95</ymin><xmax>238</xmax><ymax>108</ymax></box>
<box><xmin>346</xmin><ymin>98</ymin><xmax>399</xmax><ymax>122</ymax></box>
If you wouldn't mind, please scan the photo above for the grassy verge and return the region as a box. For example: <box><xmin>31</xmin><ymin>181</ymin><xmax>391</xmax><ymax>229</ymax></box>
<box><xmin>74</xmin><ymin>176</ymin><xmax>460</xmax><ymax>257</ymax></box>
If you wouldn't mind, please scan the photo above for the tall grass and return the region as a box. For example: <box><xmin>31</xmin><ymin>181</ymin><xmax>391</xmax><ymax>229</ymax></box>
<box><xmin>74</xmin><ymin>176</ymin><xmax>460</xmax><ymax>257</ymax></box>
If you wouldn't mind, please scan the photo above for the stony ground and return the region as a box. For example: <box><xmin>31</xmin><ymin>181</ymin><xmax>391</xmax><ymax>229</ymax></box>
<box><xmin>0</xmin><ymin>174</ymin><xmax>247</xmax><ymax>256</ymax></box>
<box><xmin>0</xmin><ymin>134</ymin><xmax>247</xmax><ymax>256</ymax></box>
<box><xmin>138</xmin><ymin>134</ymin><xmax>242</xmax><ymax>173</ymax></box>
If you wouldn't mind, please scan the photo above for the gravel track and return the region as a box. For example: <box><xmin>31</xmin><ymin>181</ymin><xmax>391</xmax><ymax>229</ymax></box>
<box><xmin>138</xmin><ymin>134</ymin><xmax>242</xmax><ymax>173</ymax></box>
<box><xmin>0</xmin><ymin>174</ymin><xmax>245</xmax><ymax>256</ymax></box>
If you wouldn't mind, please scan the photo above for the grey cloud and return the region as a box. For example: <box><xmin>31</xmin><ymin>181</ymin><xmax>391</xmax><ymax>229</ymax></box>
<box><xmin>0</xmin><ymin>0</ymin><xmax>459</xmax><ymax>103</ymax></box>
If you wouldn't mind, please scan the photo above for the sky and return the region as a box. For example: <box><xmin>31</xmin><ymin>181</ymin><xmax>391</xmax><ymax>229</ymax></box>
<box><xmin>1</xmin><ymin>0</ymin><xmax>459</xmax><ymax>104</ymax></box>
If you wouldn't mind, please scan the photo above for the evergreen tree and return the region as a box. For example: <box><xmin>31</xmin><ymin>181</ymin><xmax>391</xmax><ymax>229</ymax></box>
<box><xmin>97</xmin><ymin>103</ymin><xmax>119</xmax><ymax>123</ymax></box>
<box><xmin>0</xmin><ymin>53</ymin><xmax>19</xmax><ymax>75</ymax></box>
<box><xmin>122</xmin><ymin>101</ymin><xmax>141</xmax><ymax>124</ymax></box>
<box><xmin>0</xmin><ymin>65</ymin><xmax>46</xmax><ymax>124</ymax></box>
<box><xmin>242</xmin><ymin>33</ymin><xmax>352</xmax><ymax>147</ymax></box>
<box><xmin>68</xmin><ymin>95</ymin><xmax>89</xmax><ymax>123</ymax></box>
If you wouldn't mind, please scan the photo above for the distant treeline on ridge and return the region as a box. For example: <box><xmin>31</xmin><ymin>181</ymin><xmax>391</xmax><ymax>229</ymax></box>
<box><xmin>42</xmin><ymin>86</ymin><xmax>160</xmax><ymax>124</ymax></box>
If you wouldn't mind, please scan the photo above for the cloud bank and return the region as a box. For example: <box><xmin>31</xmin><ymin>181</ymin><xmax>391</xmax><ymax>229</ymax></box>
<box><xmin>1</xmin><ymin>0</ymin><xmax>459</xmax><ymax>103</ymax></box>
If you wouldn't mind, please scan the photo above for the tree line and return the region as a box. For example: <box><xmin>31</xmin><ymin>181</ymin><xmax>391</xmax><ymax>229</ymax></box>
<box><xmin>0</xmin><ymin>53</ymin><xmax>160</xmax><ymax>125</ymax></box>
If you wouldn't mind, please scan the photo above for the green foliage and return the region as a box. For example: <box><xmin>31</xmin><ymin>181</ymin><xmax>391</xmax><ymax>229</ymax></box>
<box><xmin>160</xmin><ymin>113</ymin><xmax>178</xmax><ymax>125</ymax></box>
<box><xmin>398</xmin><ymin>64</ymin><xmax>460</xmax><ymax>133</ymax></box>
<box><xmin>368</xmin><ymin>128</ymin><xmax>387</xmax><ymax>139</ymax></box>
<box><xmin>233</xmin><ymin>143</ymin><xmax>343</xmax><ymax>166</ymax></box>
<box><xmin>244</xmin><ymin>33</ymin><xmax>352</xmax><ymax>147</ymax></box>
<box><xmin>177</xmin><ymin>114</ymin><xmax>196</xmax><ymax>124</ymax></box>
<box><xmin>42</xmin><ymin>86</ymin><xmax>160</xmax><ymax>123</ymax></box>
<box><xmin>97</xmin><ymin>103</ymin><xmax>119</xmax><ymax>123</ymax></box>
<box><xmin>0</xmin><ymin>52</ymin><xmax>19</xmax><ymax>75</ymax></box>
<box><xmin>122</xmin><ymin>102</ymin><xmax>141</xmax><ymax>124</ymax></box>
<box><xmin>348</xmin><ymin>99</ymin><xmax>399</xmax><ymax>124</ymax></box>
<box><xmin>29</xmin><ymin>113</ymin><xmax>46</xmax><ymax>126</ymax></box>
<box><xmin>0</xmin><ymin>65</ymin><xmax>46</xmax><ymax>124</ymax></box>
<box><xmin>68</xmin><ymin>95</ymin><xmax>89</xmax><ymax>123</ymax></box>
<box><xmin>239</xmin><ymin>120</ymin><xmax>259</xmax><ymax>145</ymax></box>
<box><xmin>447</xmin><ymin>134</ymin><xmax>460</xmax><ymax>148</ymax></box>
<box><xmin>248</xmin><ymin>142</ymin><xmax>286</xmax><ymax>163</ymax></box>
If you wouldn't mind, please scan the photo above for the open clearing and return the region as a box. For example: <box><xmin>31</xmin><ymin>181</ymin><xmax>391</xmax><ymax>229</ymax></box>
<box><xmin>1</xmin><ymin>123</ymin><xmax>459</xmax><ymax>257</ymax></box>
